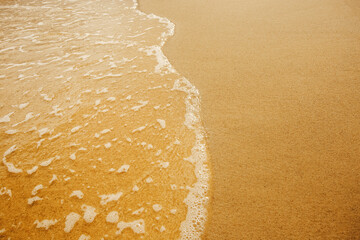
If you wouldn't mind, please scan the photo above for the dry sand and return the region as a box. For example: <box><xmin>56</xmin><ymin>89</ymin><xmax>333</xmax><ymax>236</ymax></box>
<box><xmin>139</xmin><ymin>0</ymin><xmax>360</xmax><ymax>238</ymax></box>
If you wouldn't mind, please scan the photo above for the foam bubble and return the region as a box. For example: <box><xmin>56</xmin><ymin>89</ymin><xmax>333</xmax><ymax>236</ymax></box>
<box><xmin>152</xmin><ymin>204</ymin><xmax>162</xmax><ymax>212</ymax></box>
<box><xmin>31</xmin><ymin>184</ymin><xmax>44</xmax><ymax>195</ymax></box>
<box><xmin>132</xmin><ymin>125</ymin><xmax>146</xmax><ymax>133</ymax></box>
<box><xmin>106</xmin><ymin>211</ymin><xmax>119</xmax><ymax>223</ymax></box>
<box><xmin>99</xmin><ymin>192</ymin><xmax>123</xmax><ymax>205</ymax></box>
<box><xmin>71</xmin><ymin>126</ymin><xmax>82</xmax><ymax>133</ymax></box>
<box><xmin>156</xmin><ymin>119</ymin><xmax>166</xmax><ymax>129</ymax></box>
<box><xmin>27</xmin><ymin>166</ymin><xmax>38</xmax><ymax>175</ymax></box>
<box><xmin>131</xmin><ymin>100</ymin><xmax>149</xmax><ymax>111</ymax></box>
<box><xmin>5</xmin><ymin>129</ymin><xmax>18</xmax><ymax>134</ymax></box>
<box><xmin>159</xmin><ymin>162</ymin><xmax>169</xmax><ymax>168</ymax></box>
<box><xmin>49</xmin><ymin>174</ymin><xmax>58</xmax><ymax>184</ymax></box>
<box><xmin>78</xmin><ymin>234</ymin><xmax>91</xmax><ymax>240</ymax></box>
<box><xmin>40</xmin><ymin>156</ymin><xmax>60</xmax><ymax>167</ymax></box>
<box><xmin>70</xmin><ymin>190</ymin><xmax>84</xmax><ymax>199</ymax></box>
<box><xmin>132</xmin><ymin>207</ymin><xmax>144</xmax><ymax>215</ymax></box>
<box><xmin>116</xmin><ymin>219</ymin><xmax>145</xmax><ymax>235</ymax></box>
<box><xmin>117</xmin><ymin>165</ymin><xmax>130</xmax><ymax>173</ymax></box>
<box><xmin>132</xmin><ymin>185</ymin><xmax>139</xmax><ymax>192</ymax></box>
<box><xmin>3</xmin><ymin>145</ymin><xmax>22</xmax><ymax>173</ymax></box>
<box><xmin>0</xmin><ymin>187</ymin><xmax>12</xmax><ymax>198</ymax></box>
<box><xmin>145</xmin><ymin>177</ymin><xmax>153</xmax><ymax>183</ymax></box>
<box><xmin>39</xmin><ymin>128</ymin><xmax>50</xmax><ymax>137</ymax></box>
<box><xmin>0</xmin><ymin>112</ymin><xmax>13</xmax><ymax>123</ymax></box>
<box><xmin>28</xmin><ymin>196</ymin><xmax>43</xmax><ymax>205</ymax></box>
<box><xmin>81</xmin><ymin>204</ymin><xmax>97</xmax><ymax>223</ymax></box>
<box><xmin>64</xmin><ymin>212</ymin><xmax>81</xmax><ymax>233</ymax></box>
<box><xmin>34</xmin><ymin>219</ymin><xmax>58</xmax><ymax>230</ymax></box>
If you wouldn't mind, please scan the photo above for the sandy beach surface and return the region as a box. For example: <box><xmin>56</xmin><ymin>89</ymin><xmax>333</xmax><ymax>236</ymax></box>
<box><xmin>0</xmin><ymin>0</ymin><xmax>209</xmax><ymax>238</ymax></box>
<box><xmin>139</xmin><ymin>0</ymin><xmax>360</xmax><ymax>239</ymax></box>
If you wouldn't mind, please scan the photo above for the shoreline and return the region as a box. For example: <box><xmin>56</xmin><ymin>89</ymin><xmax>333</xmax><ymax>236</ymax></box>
<box><xmin>133</xmin><ymin>2</ymin><xmax>211</xmax><ymax>238</ymax></box>
<box><xmin>139</xmin><ymin>0</ymin><xmax>360</xmax><ymax>239</ymax></box>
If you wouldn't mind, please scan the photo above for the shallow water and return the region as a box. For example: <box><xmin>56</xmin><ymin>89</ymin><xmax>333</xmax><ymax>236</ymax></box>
<box><xmin>0</xmin><ymin>0</ymin><xmax>209</xmax><ymax>239</ymax></box>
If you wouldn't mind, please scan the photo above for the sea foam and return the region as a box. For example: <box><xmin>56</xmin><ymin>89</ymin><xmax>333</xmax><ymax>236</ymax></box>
<box><xmin>134</xmin><ymin>2</ymin><xmax>210</xmax><ymax>239</ymax></box>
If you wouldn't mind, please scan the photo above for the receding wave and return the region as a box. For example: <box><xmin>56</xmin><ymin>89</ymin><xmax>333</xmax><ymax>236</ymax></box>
<box><xmin>0</xmin><ymin>0</ymin><xmax>209</xmax><ymax>239</ymax></box>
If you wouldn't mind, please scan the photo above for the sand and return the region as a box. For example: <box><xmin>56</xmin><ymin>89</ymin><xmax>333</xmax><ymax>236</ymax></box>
<box><xmin>139</xmin><ymin>0</ymin><xmax>360</xmax><ymax>239</ymax></box>
<box><xmin>0</xmin><ymin>0</ymin><xmax>208</xmax><ymax>238</ymax></box>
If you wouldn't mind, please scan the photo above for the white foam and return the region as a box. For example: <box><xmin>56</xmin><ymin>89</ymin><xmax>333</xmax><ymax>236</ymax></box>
<box><xmin>4</xmin><ymin>145</ymin><xmax>17</xmax><ymax>157</ymax></box>
<box><xmin>19</xmin><ymin>103</ymin><xmax>29</xmax><ymax>109</ymax></box>
<box><xmin>64</xmin><ymin>212</ymin><xmax>81</xmax><ymax>233</ymax></box>
<box><xmin>145</xmin><ymin>177</ymin><xmax>153</xmax><ymax>183</ymax></box>
<box><xmin>106</xmin><ymin>211</ymin><xmax>119</xmax><ymax>223</ymax></box>
<box><xmin>155</xmin><ymin>149</ymin><xmax>162</xmax><ymax>156</ymax></box>
<box><xmin>5</xmin><ymin>129</ymin><xmax>18</xmax><ymax>134</ymax></box>
<box><xmin>160</xmin><ymin>226</ymin><xmax>166</xmax><ymax>232</ymax></box>
<box><xmin>144</xmin><ymin>46</ymin><xmax>174</xmax><ymax>74</ymax></box>
<box><xmin>0</xmin><ymin>187</ymin><xmax>12</xmax><ymax>198</ymax></box>
<box><xmin>132</xmin><ymin>125</ymin><xmax>146</xmax><ymax>133</ymax></box>
<box><xmin>27</xmin><ymin>166</ymin><xmax>38</xmax><ymax>175</ymax></box>
<box><xmin>132</xmin><ymin>207</ymin><xmax>144</xmax><ymax>215</ymax></box>
<box><xmin>79</xmin><ymin>234</ymin><xmax>91</xmax><ymax>240</ymax></box>
<box><xmin>40</xmin><ymin>156</ymin><xmax>59</xmax><ymax>167</ymax></box>
<box><xmin>34</xmin><ymin>219</ymin><xmax>58</xmax><ymax>230</ymax></box>
<box><xmin>152</xmin><ymin>204</ymin><xmax>162</xmax><ymax>212</ymax></box>
<box><xmin>132</xmin><ymin>185</ymin><xmax>139</xmax><ymax>192</ymax></box>
<box><xmin>39</xmin><ymin>128</ymin><xmax>50</xmax><ymax>137</ymax></box>
<box><xmin>25</xmin><ymin>112</ymin><xmax>35</xmax><ymax>121</ymax></box>
<box><xmin>100</xmin><ymin>129</ymin><xmax>111</xmax><ymax>134</ymax></box>
<box><xmin>28</xmin><ymin>196</ymin><xmax>43</xmax><ymax>205</ymax></box>
<box><xmin>104</xmin><ymin>142</ymin><xmax>112</xmax><ymax>148</ymax></box>
<box><xmin>116</xmin><ymin>219</ymin><xmax>145</xmax><ymax>235</ymax></box>
<box><xmin>0</xmin><ymin>112</ymin><xmax>13</xmax><ymax>123</ymax></box>
<box><xmin>131</xmin><ymin>100</ymin><xmax>149</xmax><ymax>111</ymax></box>
<box><xmin>117</xmin><ymin>164</ymin><xmax>130</xmax><ymax>173</ymax></box>
<box><xmin>31</xmin><ymin>184</ymin><xmax>44</xmax><ymax>195</ymax></box>
<box><xmin>135</xmin><ymin>1</ymin><xmax>210</xmax><ymax>237</ymax></box>
<box><xmin>156</xmin><ymin>119</ymin><xmax>166</xmax><ymax>129</ymax></box>
<box><xmin>40</xmin><ymin>93</ymin><xmax>53</xmax><ymax>101</ymax></box>
<box><xmin>71</xmin><ymin>126</ymin><xmax>82</xmax><ymax>133</ymax></box>
<box><xmin>173</xmin><ymin>78</ymin><xmax>210</xmax><ymax>240</ymax></box>
<box><xmin>99</xmin><ymin>191</ymin><xmax>123</xmax><ymax>205</ymax></box>
<box><xmin>81</xmin><ymin>204</ymin><xmax>97</xmax><ymax>223</ymax></box>
<box><xmin>11</xmin><ymin>112</ymin><xmax>35</xmax><ymax>127</ymax></box>
<box><xmin>70</xmin><ymin>190</ymin><xmax>84</xmax><ymax>199</ymax></box>
<box><xmin>70</xmin><ymin>153</ymin><xmax>76</xmax><ymax>160</ymax></box>
<box><xmin>49</xmin><ymin>174</ymin><xmax>58</xmax><ymax>184</ymax></box>
<box><xmin>49</xmin><ymin>133</ymin><xmax>62</xmax><ymax>140</ymax></box>
<box><xmin>3</xmin><ymin>145</ymin><xmax>22</xmax><ymax>173</ymax></box>
<box><xmin>160</xmin><ymin>162</ymin><xmax>169</xmax><ymax>168</ymax></box>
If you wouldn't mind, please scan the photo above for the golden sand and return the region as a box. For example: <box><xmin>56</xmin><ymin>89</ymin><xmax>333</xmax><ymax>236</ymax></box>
<box><xmin>139</xmin><ymin>0</ymin><xmax>360</xmax><ymax>239</ymax></box>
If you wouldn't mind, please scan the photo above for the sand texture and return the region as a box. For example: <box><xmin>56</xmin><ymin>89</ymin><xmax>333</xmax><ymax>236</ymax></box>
<box><xmin>139</xmin><ymin>0</ymin><xmax>360</xmax><ymax>239</ymax></box>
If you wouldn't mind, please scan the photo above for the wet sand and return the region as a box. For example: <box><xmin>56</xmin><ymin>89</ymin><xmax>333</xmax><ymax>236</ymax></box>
<box><xmin>0</xmin><ymin>0</ymin><xmax>209</xmax><ymax>238</ymax></box>
<box><xmin>139</xmin><ymin>0</ymin><xmax>360</xmax><ymax>239</ymax></box>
